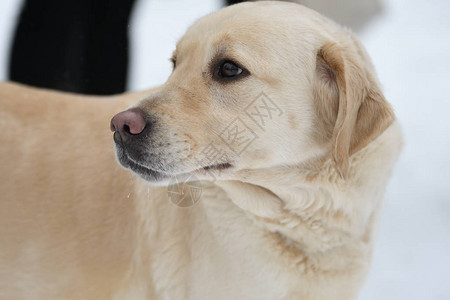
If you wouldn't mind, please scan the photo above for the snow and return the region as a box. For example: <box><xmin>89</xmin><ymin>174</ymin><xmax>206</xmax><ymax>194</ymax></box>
<box><xmin>0</xmin><ymin>0</ymin><xmax>22</xmax><ymax>80</ymax></box>
<box><xmin>357</xmin><ymin>1</ymin><xmax>450</xmax><ymax>299</ymax></box>
<box><xmin>1</xmin><ymin>0</ymin><xmax>449</xmax><ymax>299</ymax></box>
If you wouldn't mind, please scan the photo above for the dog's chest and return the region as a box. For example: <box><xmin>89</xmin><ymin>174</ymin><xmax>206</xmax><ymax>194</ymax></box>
<box><xmin>184</xmin><ymin>189</ymin><xmax>294</xmax><ymax>300</ymax></box>
<box><xmin>128</xmin><ymin>184</ymin><xmax>302</xmax><ymax>300</ymax></box>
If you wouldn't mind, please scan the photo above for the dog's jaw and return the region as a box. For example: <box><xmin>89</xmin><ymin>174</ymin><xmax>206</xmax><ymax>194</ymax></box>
<box><xmin>113</xmin><ymin>141</ymin><xmax>170</xmax><ymax>183</ymax></box>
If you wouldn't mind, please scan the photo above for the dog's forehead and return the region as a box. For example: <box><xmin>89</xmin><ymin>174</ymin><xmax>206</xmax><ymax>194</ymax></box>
<box><xmin>176</xmin><ymin>2</ymin><xmax>328</xmax><ymax>55</ymax></box>
<box><xmin>184</xmin><ymin>3</ymin><xmax>287</xmax><ymax>39</ymax></box>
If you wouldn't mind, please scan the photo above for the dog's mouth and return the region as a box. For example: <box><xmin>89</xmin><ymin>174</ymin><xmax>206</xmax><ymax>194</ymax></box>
<box><xmin>116</xmin><ymin>147</ymin><xmax>169</xmax><ymax>182</ymax></box>
<box><xmin>115</xmin><ymin>144</ymin><xmax>233</xmax><ymax>183</ymax></box>
<box><xmin>202</xmin><ymin>163</ymin><xmax>232</xmax><ymax>171</ymax></box>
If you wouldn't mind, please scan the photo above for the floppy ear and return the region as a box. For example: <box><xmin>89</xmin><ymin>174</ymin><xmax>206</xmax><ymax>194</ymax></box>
<box><xmin>314</xmin><ymin>38</ymin><xmax>395</xmax><ymax>178</ymax></box>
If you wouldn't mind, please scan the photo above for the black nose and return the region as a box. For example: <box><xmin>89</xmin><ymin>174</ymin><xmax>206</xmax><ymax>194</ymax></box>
<box><xmin>110</xmin><ymin>108</ymin><xmax>147</xmax><ymax>142</ymax></box>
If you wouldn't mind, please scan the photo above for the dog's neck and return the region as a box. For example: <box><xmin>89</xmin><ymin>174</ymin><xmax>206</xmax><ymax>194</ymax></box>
<box><xmin>215</xmin><ymin>121</ymin><xmax>402</xmax><ymax>253</ymax></box>
<box><xmin>215</xmin><ymin>172</ymin><xmax>352</xmax><ymax>253</ymax></box>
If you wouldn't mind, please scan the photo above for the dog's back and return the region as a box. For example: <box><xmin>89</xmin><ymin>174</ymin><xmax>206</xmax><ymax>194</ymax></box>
<box><xmin>0</xmin><ymin>82</ymin><xmax>143</xmax><ymax>298</ymax></box>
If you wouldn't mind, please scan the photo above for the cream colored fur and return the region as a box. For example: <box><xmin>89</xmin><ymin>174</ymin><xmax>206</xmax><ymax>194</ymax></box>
<box><xmin>0</xmin><ymin>2</ymin><xmax>402</xmax><ymax>299</ymax></box>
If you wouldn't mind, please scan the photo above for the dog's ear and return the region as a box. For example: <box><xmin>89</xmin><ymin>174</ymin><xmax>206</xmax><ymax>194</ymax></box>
<box><xmin>314</xmin><ymin>38</ymin><xmax>395</xmax><ymax>178</ymax></box>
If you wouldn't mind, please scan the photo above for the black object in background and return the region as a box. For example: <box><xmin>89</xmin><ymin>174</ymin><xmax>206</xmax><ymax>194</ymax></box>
<box><xmin>9</xmin><ymin>0</ymin><xmax>135</xmax><ymax>95</ymax></box>
<box><xmin>226</xmin><ymin>0</ymin><xmax>246</xmax><ymax>5</ymax></box>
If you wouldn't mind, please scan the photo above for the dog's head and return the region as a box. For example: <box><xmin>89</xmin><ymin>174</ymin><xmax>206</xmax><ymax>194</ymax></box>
<box><xmin>111</xmin><ymin>1</ymin><xmax>394</xmax><ymax>184</ymax></box>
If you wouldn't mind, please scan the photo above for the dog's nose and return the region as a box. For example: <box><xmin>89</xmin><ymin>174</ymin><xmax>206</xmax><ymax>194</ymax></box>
<box><xmin>110</xmin><ymin>108</ymin><xmax>146</xmax><ymax>139</ymax></box>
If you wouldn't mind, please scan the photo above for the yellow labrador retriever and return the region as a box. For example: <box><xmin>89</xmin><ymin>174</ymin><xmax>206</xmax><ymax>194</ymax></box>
<box><xmin>0</xmin><ymin>2</ymin><xmax>403</xmax><ymax>299</ymax></box>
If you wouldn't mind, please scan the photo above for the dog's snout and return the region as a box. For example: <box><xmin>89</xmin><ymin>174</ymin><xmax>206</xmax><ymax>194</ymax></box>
<box><xmin>110</xmin><ymin>108</ymin><xmax>147</xmax><ymax>140</ymax></box>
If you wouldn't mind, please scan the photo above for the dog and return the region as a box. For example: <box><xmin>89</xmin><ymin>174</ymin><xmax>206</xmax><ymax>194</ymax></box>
<box><xmin>0</xmin><ymin>2</ymin><xmax>402</xmax><ymax>299</ymax></box>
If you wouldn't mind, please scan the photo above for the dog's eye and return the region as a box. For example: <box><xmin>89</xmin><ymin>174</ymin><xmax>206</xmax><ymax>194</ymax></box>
<box><xmin>218</xmin><ymin>61</ymin><xmax>243</xmax><ymax>78</ymax></box>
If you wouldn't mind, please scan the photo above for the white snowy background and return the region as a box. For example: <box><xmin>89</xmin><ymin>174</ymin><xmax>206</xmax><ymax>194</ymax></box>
<box><xmin>1</xmin><ymin>0</ymin><xmax>449</xmax><ymax>299</ymax></box>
